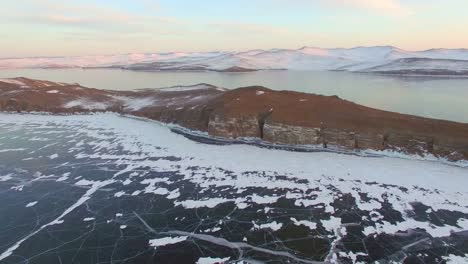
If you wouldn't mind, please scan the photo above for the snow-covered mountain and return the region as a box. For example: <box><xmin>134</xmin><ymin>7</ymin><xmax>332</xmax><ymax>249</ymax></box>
<box><xmin>2</xmin><ymin>46</ymin><xmax>468</xmax><ymax>75</ymax></box>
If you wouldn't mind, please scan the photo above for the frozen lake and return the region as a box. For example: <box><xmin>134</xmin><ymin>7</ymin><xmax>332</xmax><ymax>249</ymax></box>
<box><xmin>0</xmin><ymin>113</ymin><xmax>468</xmax><ymax>263</ymax></box>
<box><xmin>1</xmin><ymin>68</ymin><xmax>468</xmax><ymax>123</ymax></box>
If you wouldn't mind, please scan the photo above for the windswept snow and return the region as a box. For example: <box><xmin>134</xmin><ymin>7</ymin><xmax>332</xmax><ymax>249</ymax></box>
<box><xmin>111</xmin><ymin>96</ymin><xmax>155</xmax><ymax>111</ymax></box>
<box><xmin>64</xmin><ymin>99</ymin><xmax>110</xmax><ymax>110</ymax></box>
<box><xmin>157</xmin><ymin>84</ymin><xmax>216</xmax><ymax>92</ymax></box>
<box><xmin>0</xmin><ymin>78</ymin><xmax>26</xmax><ymax>85</ymax></box>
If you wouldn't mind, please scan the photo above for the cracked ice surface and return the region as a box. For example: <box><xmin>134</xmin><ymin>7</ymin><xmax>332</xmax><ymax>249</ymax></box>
<box><xmin>0</xmin><ymin>113</ymin><xmax>467</xmax><ymax>263</ymax></box>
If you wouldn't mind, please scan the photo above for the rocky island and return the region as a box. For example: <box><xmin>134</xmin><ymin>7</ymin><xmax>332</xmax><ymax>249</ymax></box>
<box><xmin>1</xmin><ymin>77</ymin><xmax>467</xmax><ymax>162</ymax></box>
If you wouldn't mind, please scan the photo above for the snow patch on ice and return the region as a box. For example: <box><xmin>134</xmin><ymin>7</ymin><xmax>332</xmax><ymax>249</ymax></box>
<box><xmin>291</xmin><ymin>218</ymin><xmax>317</xmax><ymax>230</ymax></box>
<box><xmin>196</xmin><ymin>256</ymin><xmax>230</xmax><ymax>264</ymax></box>
<box><xmin>148</xmin><ymin>236</ymin><xmax>188</xmax><ymax>249</ymax></box>
<box><xmin>26</xmin><ymin>201</ymin><xmax>38</xmax><ymax>208</ymax></box>
<box><xmin>0</xmin><ymin>174</ymin><xmax>13</xmax><ymax>182</ymax></box>
<box><xmin>0</xmin><ymin>148</ymin><xmax>26</xmax><ymax>153</ymax></box>
<box><xmin>444</xmin><ymin>254</ymin><xmax>468</xmax><ymax>264</ymax></box>
<box><xmin>114</xmin><ymin>191</ymin><xmax>126</xmax><ymax>197</ymax></box>
<box><xmin>252</xmin><ymin>221</ymin><xmax>283</xmax><ymax>231</ymax></box>
<box><xmin>176</xmin><ymin>198</ymin><xmax>233</xmax><ymax>209</ymax></box>
<box><xmin>363</xmin><ymin>218</ymin><xmax>467</xmax><ymax>238</ymax></box>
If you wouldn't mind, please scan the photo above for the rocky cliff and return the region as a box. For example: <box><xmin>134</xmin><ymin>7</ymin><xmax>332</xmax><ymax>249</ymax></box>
<box><xmin>1</xmin><ymin>77</ymin><xmax>467</xmax><ymax>162</ymax></box>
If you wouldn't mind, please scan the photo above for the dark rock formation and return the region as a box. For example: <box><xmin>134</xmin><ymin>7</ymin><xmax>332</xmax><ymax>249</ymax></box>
<box><xmin>214</xmin><ymin>66</ymin><xmax>258</xmax><ymax>72</ymax></box>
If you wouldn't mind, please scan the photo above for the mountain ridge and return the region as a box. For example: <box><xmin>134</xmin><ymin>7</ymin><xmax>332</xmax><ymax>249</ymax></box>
<box><xmin>2</xmin><ymin>46</ymin><xmax>468</xmax><ymax>75</ymax></box>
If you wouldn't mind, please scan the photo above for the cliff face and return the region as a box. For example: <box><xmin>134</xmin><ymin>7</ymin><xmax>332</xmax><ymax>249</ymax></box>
<box><xmin>1</xmin><ymin>77</ymin><xmax>467</xmax><ymax>162</ymax></box>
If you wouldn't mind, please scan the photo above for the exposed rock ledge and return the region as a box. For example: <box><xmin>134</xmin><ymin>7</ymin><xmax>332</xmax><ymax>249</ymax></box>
<box><xmin>1</xmin><ymin>77</ymin><xmax>468</xmax><ymax>162</ymax></box>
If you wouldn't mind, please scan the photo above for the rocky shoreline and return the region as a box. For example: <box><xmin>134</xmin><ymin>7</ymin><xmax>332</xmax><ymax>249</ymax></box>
<box><xmin>1</xmin><ymin>77</ymin><xmax>468</xmax><ymax>162</ymax></box>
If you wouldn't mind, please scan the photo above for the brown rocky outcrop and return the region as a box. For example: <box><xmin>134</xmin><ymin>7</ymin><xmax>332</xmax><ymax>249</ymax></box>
<box><xmin>1</xmin><ymin>77</ymin><xmax>468</xmax><ymax>162</ymax></box>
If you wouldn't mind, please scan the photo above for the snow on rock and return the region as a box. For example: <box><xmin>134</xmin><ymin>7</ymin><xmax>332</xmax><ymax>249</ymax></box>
<box><xmin>0</xmin><ymin>52</ymin><xmax>228</xmax><ymax>69</ymax></box>
<box><xmin>83</xmin><ymin>217</ymin><xmax>95</xmax><ymax>222</ymax></box>
<box><xmin>148</xmin><ymin>236</ymin><xmax>188</xmax><ymax>249</ymax></box>
<box><xmin>64</xmin><ymin>99</ymin><xmax>109</xmax><ymax>110</ymax></box>
<box><xmin>256</xmin><ymin>91</ymin><xmax>265</xmax><ymax>95</ymax></box>
<box><xmin>0</xmin><ymin>78</ymin><xmax>26</xmax><ymax>86</ymax></box>
<box><xmin>111</xmin><ymin>96</ymin><xmax>156</xmax><ymax>111</ymax></box>
<box><xmin>46</xmin><ymin>90</ymin><xmax>59</xmax><ymax>94</ymax></box>
<box><xmin>157</xmin><ymin>84</ymin><xmax>216</xmax><ymax>92</ymax></box>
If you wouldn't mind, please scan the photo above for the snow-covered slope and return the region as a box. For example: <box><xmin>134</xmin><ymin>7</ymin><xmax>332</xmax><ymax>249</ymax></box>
<box><xmin>357</xmin><ymin>58</ymin><xmax>468</xmax><ymax>75</ymax></box>
<box><xmin>0</xmin><ymin>51</ymin><xmax>230</xmax><ymax>70</ymax></box>
<box><xmin>2</xmin><ymin>46</ymin><xmax>468</xmax><ymax>75</ymax></box>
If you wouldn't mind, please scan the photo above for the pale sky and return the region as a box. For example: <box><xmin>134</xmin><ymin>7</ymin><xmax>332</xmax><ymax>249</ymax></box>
<box><xmin>1</xmin><ymin>0</ymin><xmax>468</xmax><ymax>57</ymax></box>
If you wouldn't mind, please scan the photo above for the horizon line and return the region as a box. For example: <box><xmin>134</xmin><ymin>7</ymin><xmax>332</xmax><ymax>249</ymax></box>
<box><xmin>2</xmin><ymin>45</ymin><xmax>468</xmax><ymax>60</ymax></box>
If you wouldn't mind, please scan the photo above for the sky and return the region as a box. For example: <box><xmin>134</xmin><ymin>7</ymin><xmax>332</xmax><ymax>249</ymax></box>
<box><xmin>1</xmin><ymin>0</ymin><xmax>468</xmax><ymax>57</ymax></box>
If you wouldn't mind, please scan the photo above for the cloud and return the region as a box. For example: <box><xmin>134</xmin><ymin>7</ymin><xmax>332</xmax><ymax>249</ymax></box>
<box><xmin>327</xmin><ymin>0</ymin><xmax>409</xmax><ymax>15</ymax></box>
<box><xmin>3</xmin><ymin>0</ymin><xmax>188</xmax><ymax>34</ymax></box>
<box><xmin>207</xmin><ymin>22</ymin><xmax>293</xmax><ymax>36</ymax></box>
